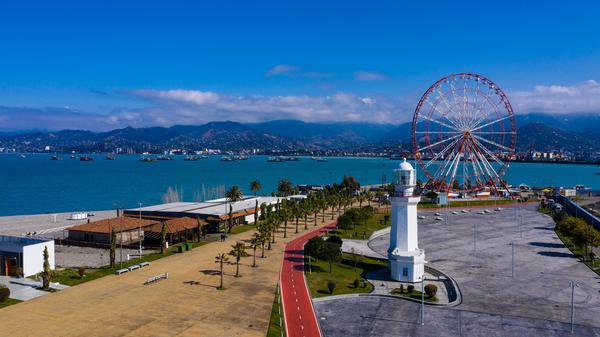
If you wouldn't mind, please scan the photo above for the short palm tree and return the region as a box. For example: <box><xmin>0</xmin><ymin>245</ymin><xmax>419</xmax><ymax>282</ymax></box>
<box><xmin>228</xmin><ymin>242</ymin><xmax>249</xmax><ymax>277</ymax></box>
<box><xmin>215</xmin><ymin>253</ymin><xmax>230</xmax><ymax>289</ymax></box>
<box><xmin>250</xmin><ymin>235</ymin><xmax>261</xmax><ymax>267</ymax></box>
<box><xmin>225</xmin><ymin>185</ymin><xmax>242</xmax><ymax>233</ymax></box>
<box><xmin>250</xmin><ymin>180</ymin><xmax>261</xmax><ymax>196</ymax></box>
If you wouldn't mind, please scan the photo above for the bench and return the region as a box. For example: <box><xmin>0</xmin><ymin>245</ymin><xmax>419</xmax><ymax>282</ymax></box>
<box><xmin>139</xmin><ymin>262</ymin><xmax>150</xmax><ymax>268</ymax></box>
<box><xmin>128</xmin><ymin>265</ymin><xmax>140</xmax><ymax>271</ymax></box>
<box><xmin>144</xmin><ymin>272</ymin><xmax>169</xmax><ymax>285</ymax></box>
<box><xmin>115</xmin><ymin>268</ymin><xmax>129</xmax><ymax>275</ymax></box>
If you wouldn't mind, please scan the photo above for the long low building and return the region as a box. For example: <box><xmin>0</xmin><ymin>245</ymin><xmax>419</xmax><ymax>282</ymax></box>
<box><xmin>123</xmin><ymin>196</ymin><xmax>281</xmax><ymax>232</ymax></box>
<box><xmin>67</xmin><ymin>217</ymin><xmax>158</xmax><ymax>245</ymax></box>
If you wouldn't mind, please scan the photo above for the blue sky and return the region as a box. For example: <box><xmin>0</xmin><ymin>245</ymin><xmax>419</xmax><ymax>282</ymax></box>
<box><xmin>1</xmin><ymin>1</ymin><xmax>600</xmax><ymax>130</ymax></box>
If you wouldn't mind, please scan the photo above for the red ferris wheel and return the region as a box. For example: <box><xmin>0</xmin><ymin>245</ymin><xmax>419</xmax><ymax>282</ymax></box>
<box><xmin>412</xmin><ymin>73</ymin><xmax>516</xmax><ymax>195</ymax></box>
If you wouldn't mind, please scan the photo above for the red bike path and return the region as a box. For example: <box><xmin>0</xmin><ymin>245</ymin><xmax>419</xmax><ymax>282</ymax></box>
<box><xmin>280</xmin><ymin>221</ymin><xmax>337</xmax><ymax>337</ymax></box>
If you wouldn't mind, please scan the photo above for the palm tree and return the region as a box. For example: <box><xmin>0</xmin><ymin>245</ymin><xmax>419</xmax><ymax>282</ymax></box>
<box><xmin>160</xmin><ymin>221</ymin><xmax>167</xmax><ymax>254</ymax></box>
<box><xmin>253</xmin><ymin>199</ymin><xmax>259</xmax><ymax>225</ymax></box>
<box><xmin>366</xmin><ymin>191</ymin><xmax>374</xmax><ymax>206</ymax></box>
<box><xmin>250</xmin><ymin>235</ymin><xmax>261</xmax><ymax>267</ymax></box>
<box><xmin>225</xmin><ymin>185</ymin><xmax>242</xmax><ymax>233</ymax></box>
<box><xmin>228</xmin><ymin>242</ymin><xmax>248</xmax><ymax>277</ymax></box>
<box><xmin>280</xmin><ymin>201</ymin><xmax>291</xmax><ymax>238</ymax></box>
<box><xmin>301</xmin><ymin>199</ymin><xmax>309</xmax><ymax>230</ymax></box>
<box><xmin>196</xmin><ymin>217</ymin><xmax>203</xmax><ymax>242</ymax></box>
<box><xmin>292</xmin><ymin>202</ymin><xmax>301</xmax><ymax>234</ymax></box>
<box><xmin>250</xmin><ymin>180</ymin><xmax>261</xmax><ymax>196</ymax></box>
<box><xmin>215</xmin><ymin>253</ymin><xmax>230</xmax><ymax>289</ymax></box>
<box><xmin>277</xmin><ymin>179</ymin><xmax>294</xmax><ymax>197</ymax></box>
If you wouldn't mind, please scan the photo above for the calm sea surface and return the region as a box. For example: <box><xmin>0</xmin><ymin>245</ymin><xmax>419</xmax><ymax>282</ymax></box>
<box><xmin>1</xmin><ymin>154</ymin><xmax>599</xmax><ymax>216</ymax></box>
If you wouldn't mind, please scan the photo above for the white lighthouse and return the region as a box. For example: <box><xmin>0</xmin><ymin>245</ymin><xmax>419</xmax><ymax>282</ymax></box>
<box><xmin>388</xmin><ymin>158</ymin><xmax>426</xmax><ymax>283</ymax></box>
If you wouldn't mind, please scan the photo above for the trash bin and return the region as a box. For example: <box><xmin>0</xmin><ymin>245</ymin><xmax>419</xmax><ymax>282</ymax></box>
<box><xmin>178</xmin><ymin>245</ymin><xmax>185</xmax><ymax>253</ymax></box>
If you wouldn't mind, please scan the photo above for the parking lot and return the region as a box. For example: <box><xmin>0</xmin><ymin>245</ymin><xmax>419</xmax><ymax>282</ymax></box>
<box><xmin>316</xmin><ymin>204</ymin><xmax>600</xmax><ymax>336</ymax></box>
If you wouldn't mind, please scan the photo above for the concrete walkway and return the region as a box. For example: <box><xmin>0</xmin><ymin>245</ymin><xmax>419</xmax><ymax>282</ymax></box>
<box><xmin>0</xmin><ymin>276</ymin><xmax>68</xmax><ymax>301</ymax></box>
<box><xmin>0</xmin><ymin>208</ymin><xmax>342</xmax><ymax>337</ymax></box>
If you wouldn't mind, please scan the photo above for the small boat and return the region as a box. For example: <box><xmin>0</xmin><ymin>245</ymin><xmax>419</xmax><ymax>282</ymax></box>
<box><xmin>80</xmin><ymin>156</ymin><xmax>94</xmax><ymax>161</ymax></box>
<box><xmin>314</xmin><ymin>157</ymin><xmax>328</xmax><ymax>162</ymax></box>
<box><xmin>106</xmin><ymin>154</ymin><xmax>116</xmax><ymax>160</ymax></box>
<box><xmin>156</xmin><ymin>155</ymin><xmax>172</xmax><ymax>161</ymax></box>
<box><xmin>236</xmin><ymin>155</ymin><xmax>249</xmax><ymax>160</ymax></box>
<box><xmin>70</xmin><ymin>155</ymin><xmax>76</xmax><ymax>159</ymax></box>
<box><xmin>139</xmin><ymin>156</ymin><xmax>157</xmax><ymax>162</ymax></box>
<box><xmin>184</xmin><ymin>155</ymin><xmax>199</xmax><ymax>161</ymax></box>
<box><xmin>199</xmin><ymin>155</ymin><xmax>208</xmax><ymax>159</ymax></box>
<box><xmin>220</xmin><ymin>156</ymin><xmax>234</xmax><ymax>161</ymax></box>
<box><xmin>51</xmin><ymin>155</ymin><xmax>61</xmax><ymax>161</ymax></box>
<box><xmin>267</xmin><ymin>156</ymin><xmax>282</xmax><ymax>162</ymax></box>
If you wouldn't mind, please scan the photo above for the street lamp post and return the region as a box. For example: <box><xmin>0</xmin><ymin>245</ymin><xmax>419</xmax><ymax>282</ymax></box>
<box><xmin>421</xmin><ymin>276</ymin><xmax>425</xmax><ymax>326</ymax></box>
<box><xmin>570</xmin><ymin>281</ymin><xmax>579</xmax><ymax>333</ymax></box>
<box><xmin>138</xmin><ymin>202</ymin><xmax>143</xmax><ymax>258</ymax></box>
<box><xmin>511</xmin><ymin>241</ymin><xmax>515</xmax><ymax>278</ymax></box>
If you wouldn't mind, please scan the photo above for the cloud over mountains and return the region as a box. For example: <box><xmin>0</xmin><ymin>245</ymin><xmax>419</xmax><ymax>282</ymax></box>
<box><xmin>1</xmin><ymin>80</ymin><xmax>600</xmax><ymax>131</ymax></box>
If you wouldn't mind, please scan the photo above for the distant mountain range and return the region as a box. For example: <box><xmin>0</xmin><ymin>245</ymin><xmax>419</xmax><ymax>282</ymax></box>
<box><xmin>1</xmin><ymin>113</ymin><xmax>599</xmax><ymax>154</ymax></box>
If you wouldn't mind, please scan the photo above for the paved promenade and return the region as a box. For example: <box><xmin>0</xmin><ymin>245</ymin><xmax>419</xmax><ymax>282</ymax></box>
<box><xmin>0</xmin><ymin>210</ymin><xmax>339</xmax><ymax>337</ymax></box>
<box><xmin>281</xmin><ymin>221</ymin><xmax>337</xmax><ymax>337</ymax></box>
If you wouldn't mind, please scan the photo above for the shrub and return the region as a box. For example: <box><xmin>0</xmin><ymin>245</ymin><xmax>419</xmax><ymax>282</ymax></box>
<box><xmin>78</xmin><ymin>267</ymin><xmax>86</xmax><ymax>278</ymax></box>
<box><xmin>337</xmin><ymin>214</ymin><xmax>353</xmax><ymax>230</ymax></box>
<box><xmin>399</xmin><ymin>284</ymin><xmax>404</xmax><ymax>293</ymax></box>
<box><xmin>0</xmin><ymin>284</ymin><xmax>10</xmax><ymax>303</ymax></box>
<box><xmin>327</xmin><ymin>280</ymin><xmax>337</xmax><ymax>294</ymax></box>
<box><xmin>407</xmin><ymin>284</ymin><xmax>415</xmax><ymax>293</ymax></box>
<box><xmin>361</xmin><ymin>206</ymin><xmax>374</xmax><ymax>218</ymax></box>
<box><xmin>424</xmin><ymin>284</ymin><xmax>438</xmax><ymax>298</ymax></box>
<box><xmin>352</xmin><ymin>278</ymin><xmax>360</xmax><ymax>288</ymax></box>
<box><xmin>326</xmin><ymin>235</ymin><xmax>343</xmax><ymax>246</ymax></box>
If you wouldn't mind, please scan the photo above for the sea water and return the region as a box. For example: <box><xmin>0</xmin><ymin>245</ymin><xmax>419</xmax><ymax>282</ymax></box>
<box><xmin>0</xmin><ymin>153</ymin><xmax>598</xmax><ymax>216</ymax></box>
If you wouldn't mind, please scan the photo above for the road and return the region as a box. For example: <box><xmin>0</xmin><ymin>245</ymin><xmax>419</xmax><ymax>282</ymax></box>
<box><xmin>280</xmin><ymin>221</ymin><xmax>337</xmax><ymax>337</ymax></box>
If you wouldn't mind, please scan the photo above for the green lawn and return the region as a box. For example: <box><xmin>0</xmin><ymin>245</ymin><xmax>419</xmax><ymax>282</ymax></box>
<box><xmin>0</xmin><ymin>298</ymin><xmax>22</xmax><ymax>309</ymax></box>
<box><xmin>305</xmin><ymin>253</ymin><xmax>387</xmax><ymax>298</ymax></box>
<box><xmin>333</xmin><ymin>213</ymin><xmax>389</xmax><ymax>240</ymax></box>
<box><xmin>51</xmin><ymin>240</ymin><xmax>210</xmax><ymax>286</ymax></box>
<box><xmin>391</xmin><ymin>288</ymin><xmax>438</xmax><ymax>302</ymax></box>
<box><xmin>555</xmin><ymin>229</ymin><xmax>600</xmax><ymax>277</ymax></box>
<box><xmin>266</xmin><ymin>288</ymin><xmax>285</xmax><ymax>337</ymax></box>
<box><xmin>230</xmin><ymin>223</ymin><xmax>256</xmax><ymax>235</ymax></box>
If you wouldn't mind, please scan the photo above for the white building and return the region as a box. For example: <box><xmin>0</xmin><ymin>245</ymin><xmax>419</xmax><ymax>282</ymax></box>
<box><xmin>0</xmin><ymin>236</ymin><xmax>55</xmax><ymax>277</ymax></box>
<box><xmin>388</xmin><ymin>159</ymin><xmax>426</xmax><ymax>283</ymax></box>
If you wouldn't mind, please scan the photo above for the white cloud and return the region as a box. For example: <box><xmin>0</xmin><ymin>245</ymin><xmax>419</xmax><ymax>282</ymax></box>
<box><xmin>511</xmin><ymin>80</ymin><xmax>600</xmax><ymax>113</ymax></box>
<box><xmin>265</xmin><ymin>64</ymin><xmax>333</xmax><ymax>78</ymax></box>
<box><xmin>115</xmin><ymin>89</ymin><xmax>409</xmax><ymax>126</ymax></box>
<box><xmin>354</xmin><ymin>70</ymin><xmax>387</xmax><ymax>81</ymax></box>
<box><xmin>266</xmin><ymin>64</ymin><xmax>300</xmax><ymax>77</ymax></box>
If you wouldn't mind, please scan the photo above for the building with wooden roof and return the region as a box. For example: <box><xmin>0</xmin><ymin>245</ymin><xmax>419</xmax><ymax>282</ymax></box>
<box><xmin>143</xmin><ymin>217</ymin><xmax>207</xmax><ymax>244</ymax></box>
<box><xmin>67</xmin><ymin>217</ymin><xmax>158</xmax><ymax>245</ymax></box>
